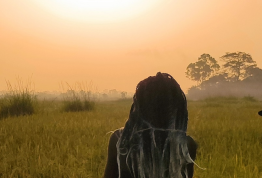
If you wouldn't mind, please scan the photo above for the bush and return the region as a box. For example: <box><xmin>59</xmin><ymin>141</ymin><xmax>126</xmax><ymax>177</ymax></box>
<box><xmin>61</xmin><ymin>82</ymin><xmax>95</xmax><ymax>112</ymax></box>
<box><xmin>62</xmin><ymin>98</ymin><xmax>94</xmax><ymax>112</ymax></box>
<box><xmin>242</xmin><ymin>96</ymin><xmax>257</xmax><ymax>102</ymax></box>
<box><xmin>0</xmin><ymin>81</ymin><xmax>37</xmax><ymax>119</ymax></box>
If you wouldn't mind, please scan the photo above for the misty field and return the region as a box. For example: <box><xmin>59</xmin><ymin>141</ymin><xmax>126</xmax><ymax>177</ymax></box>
<box><xmin>0</xmin><ymin>97</ymin><xmax>262</xmax><ymax>178</ymax></box>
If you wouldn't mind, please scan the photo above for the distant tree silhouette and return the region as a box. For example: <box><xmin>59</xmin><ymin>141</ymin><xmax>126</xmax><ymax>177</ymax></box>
<box><xmin>200</xmin><ymin>73</ymin><xmax>227</xmax><ymax>88</ymax></box>
<box><xmin>186</xmin><ymin>52</ymin><xmax>262</xmax><ymax>99</ymax></box>
<box><xmin>245</xmin><ymin>66</ymin><xmax>262</xmax><ymax>79</ymax></box>
<box><xmin>186</xmin><ymin>53</ymin><xmax>220</xmax><ymax>84</ymax></box>
<box><xmin>220</xmin><ymin>52</ymin><xmax>257</xmax><ymax>82</ymax></box>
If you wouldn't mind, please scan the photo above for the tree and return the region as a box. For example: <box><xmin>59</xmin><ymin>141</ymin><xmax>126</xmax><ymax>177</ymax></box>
<box><xmin>200</xmin><ymin>73</ymin><xmax>227</xmax><ymax>88</ymax></box>
<box><xmin>220</xmin><ymin>52</ymin><xmax>257</xmax><ymax>82</ymax></box>
<box><xmin>244</xmin><ymin>66</ymin><xmax>262</xmax><ymax>82</ymax></box>
<box><xmin>186</xmin><ymin>53</ymin><xmax>220</xmax><ymax>84</ymax></box>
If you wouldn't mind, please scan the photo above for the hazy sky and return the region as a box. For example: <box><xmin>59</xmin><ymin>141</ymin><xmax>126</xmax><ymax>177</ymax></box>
<box><xmin>1</xmin><ymin>0</ymin><xmax>262</xmax><ymax>93</ymax></box>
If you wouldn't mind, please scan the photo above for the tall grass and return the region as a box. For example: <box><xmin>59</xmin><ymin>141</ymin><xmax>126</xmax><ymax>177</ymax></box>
<box><xmin>187</xmin><ymin>97</ymin><xmax>262</xmax><ymax>178</ymax></box>
<box><xmin>0</xmin><ymin>99</ymin><xmax>129</xmax><ymax>177</ymax></box>
<box><xmin>60</xmin><ymin>82</ymin><xmax>95</xmax><ymax>112</ymax></box>
<box><xmin>0</xmin><ymin>79</ymin><xmax>36</xmax><ymax>119</ymax></box>
<box><xmin>0</xmin><ymin>97</ymin><xmax>261</xmax><ymax>177</ymax></box>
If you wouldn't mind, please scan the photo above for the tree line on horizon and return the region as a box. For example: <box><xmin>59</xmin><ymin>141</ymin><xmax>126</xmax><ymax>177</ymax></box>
<box><xmin>185</xmin><ymin>52</ymin><xmax>262</xmax><ymax>99</ymax></box>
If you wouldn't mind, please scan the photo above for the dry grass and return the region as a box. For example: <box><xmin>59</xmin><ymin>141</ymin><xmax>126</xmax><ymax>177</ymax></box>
<box><xmin>0</xmin><ymin>98</ymin><xmax>261</xmax><ymax>177</ymax></box>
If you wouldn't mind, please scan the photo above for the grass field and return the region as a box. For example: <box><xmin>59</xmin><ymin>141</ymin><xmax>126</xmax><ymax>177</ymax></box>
<box><xmin>0</xmin><ymin>97</ymin><xmax>262</xmax><ymax>178</ymax></box>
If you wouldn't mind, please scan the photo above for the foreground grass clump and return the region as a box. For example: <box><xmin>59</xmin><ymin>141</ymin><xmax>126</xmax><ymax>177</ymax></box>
<box><xmin>0</xmin><ymin>97</ymin><xmax>261</xmax><ymax>177</ymax></box>
<box><xmin>0</xmin><ymin>81</ymin><xmax>36</xmax><ymax>119</ymax></box>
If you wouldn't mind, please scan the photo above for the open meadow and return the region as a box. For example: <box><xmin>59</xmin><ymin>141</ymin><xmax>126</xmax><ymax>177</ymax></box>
<box><xmin>0</xmin><ymin>97</ymin><xmax>262</xmax><ymax>178</ymax></box>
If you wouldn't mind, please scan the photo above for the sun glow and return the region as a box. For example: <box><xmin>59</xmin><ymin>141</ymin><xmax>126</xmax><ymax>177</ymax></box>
<box><xmin>35</xmin><ymin>0</ymin><xmax>159</xmax><ymax>22</ymax></box>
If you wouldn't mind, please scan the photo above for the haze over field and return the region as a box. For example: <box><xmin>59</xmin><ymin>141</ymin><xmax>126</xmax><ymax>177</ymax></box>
<box><xmin>1</xmin><ymin>0</ymin><xmax>262</xmax><ymax>93</ymax></box>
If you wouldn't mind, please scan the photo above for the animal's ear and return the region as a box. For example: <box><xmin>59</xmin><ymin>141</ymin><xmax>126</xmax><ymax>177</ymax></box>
<box><xmin>258</xmin><ymin>110</ymin><xmax>262</xmax><ymax>116</ymax></box>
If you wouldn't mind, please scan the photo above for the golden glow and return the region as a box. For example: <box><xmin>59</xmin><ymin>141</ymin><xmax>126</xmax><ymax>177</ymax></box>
<box><xmin>1</xmin><ymin>0</ymin><xmax>261</xmax><ymax>92</ymax></box>
<box><xmin>35</xmin><ymin>0</ymin><xmax>159</xmax><ymax>22</ymax></box>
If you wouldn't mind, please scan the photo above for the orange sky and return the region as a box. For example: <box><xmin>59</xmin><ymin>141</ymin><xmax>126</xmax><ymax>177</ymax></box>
<box><xmin>1</xmin><ymin>0</ymin><xmax>262</xmax><ymax>93</ymax></box>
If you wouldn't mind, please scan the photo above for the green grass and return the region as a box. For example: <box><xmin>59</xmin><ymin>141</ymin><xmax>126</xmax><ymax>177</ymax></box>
<box><xmin>0</xmin><ymin>97</ymin><xmax>261</xmax><ymax>177</ymax></box>
<box><xmin>0</xmin><ymin>81</ymin><xmax>37</xmax><ymax>119</ymax></box>
<box><xmin>62</xmin><ymin>98</ymin><xmax>95</xmax><ymax>112</ymax></box>
<box><xmin>60</xmin><ymin>82</ymin><xmax>95</xmax><ymax>113</ymax></box>
<box><xmin>61</xmin><ymin>87</ymin><xmax>95</xmax><ymax>113</ymax></box>
<box><xmin>187</xmin><ymin>98</ymin><xmax>262</xmax><ymax>178</ymax></box>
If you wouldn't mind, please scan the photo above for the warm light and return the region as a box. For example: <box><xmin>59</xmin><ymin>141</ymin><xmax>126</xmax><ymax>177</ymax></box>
<box><xmin>35</xmin><ymin>0</ymin><xmax>159</xmax><ymax>22</ymax></box>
